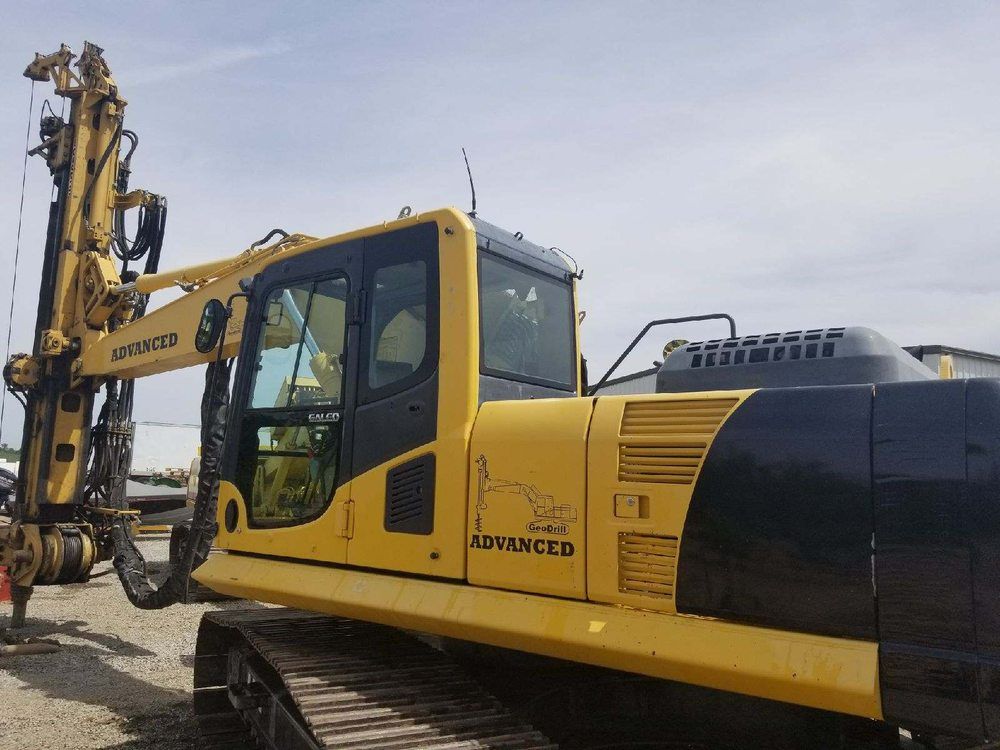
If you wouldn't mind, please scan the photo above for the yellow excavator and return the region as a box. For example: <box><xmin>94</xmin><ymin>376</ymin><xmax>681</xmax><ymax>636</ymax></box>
<box><xmin>3</xmin><ymin>42</ymin><xmax>999</xmax><ymax>749</ymax></box>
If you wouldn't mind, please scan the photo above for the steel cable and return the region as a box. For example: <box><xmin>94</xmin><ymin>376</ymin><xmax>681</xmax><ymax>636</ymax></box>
<box><xmin>0</xmin><ymin>81</ymin><xmax>36</xmax><ymax>447</ymax></box>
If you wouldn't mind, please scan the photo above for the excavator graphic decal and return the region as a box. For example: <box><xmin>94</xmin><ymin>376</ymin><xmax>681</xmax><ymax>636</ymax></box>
<box><xmin>474</xmin><ymin>454</ymin><xmax>578</xmax><ymax>533</ymax></box>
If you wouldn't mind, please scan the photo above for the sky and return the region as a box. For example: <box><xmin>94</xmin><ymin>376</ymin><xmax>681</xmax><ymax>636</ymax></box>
<box><xmin>2</xmin><ymin>2</ymin><xmax>1000</xmax><ymax>461</ymax></box>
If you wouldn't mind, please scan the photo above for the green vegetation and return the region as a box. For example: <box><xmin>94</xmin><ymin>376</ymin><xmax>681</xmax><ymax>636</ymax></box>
<box><xmin>0</xmin><ymin>443</ymin><xmax>20</xmax><ymax>463</ymax></box>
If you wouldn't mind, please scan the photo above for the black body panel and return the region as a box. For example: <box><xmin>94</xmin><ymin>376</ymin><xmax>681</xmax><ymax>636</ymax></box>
<box><xmin>879</xmin><ymin>645</ymin><xmax>982</xmax><ymax>738</ymax></box>
<box><xmin>352</xmin><ymin>371</ymin><xmax>438</xmax><ymax>477</ymax></box>
<box><xmin>873</xmin><ymin>380</ymin><xmax>973</xmax><ymax>649</ymax></box>
<box><xmin>968</xmin><ymin>379</ymin><xmax>1000</xmax><ymax>737</ymax></box>
<box><xmin>873</xmin><ymin>380</ymin><xmax>983</xmax><ymax>738</ymax></box>
<box><xmin>676</xmin><ymin>378</ymin><xmax>1000</xmax><ymax>739</ymax></box>
<box><xmin>676</xmin><ymin>386</ymin><xmax>877</xmax><ymax>640</ymax></box>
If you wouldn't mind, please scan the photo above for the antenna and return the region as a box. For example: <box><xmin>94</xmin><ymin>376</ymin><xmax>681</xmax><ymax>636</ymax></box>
<box><xmin>462</xmin><ymin>147</ymin><xmax>477</xmax><ymax>217</ymax></box>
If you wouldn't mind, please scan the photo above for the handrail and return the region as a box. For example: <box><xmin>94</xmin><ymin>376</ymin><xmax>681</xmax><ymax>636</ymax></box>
<box><xmin>587</xmin><ymin>313</ymin><xmax>737</xmax><ymax>396</ymax></box>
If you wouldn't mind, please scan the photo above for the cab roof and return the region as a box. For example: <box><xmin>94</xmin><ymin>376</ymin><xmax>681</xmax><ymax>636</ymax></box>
<box><xmin>470</xmin><ymin>216</ymin><xmax>575</xmax><ymax>281</ymax></box>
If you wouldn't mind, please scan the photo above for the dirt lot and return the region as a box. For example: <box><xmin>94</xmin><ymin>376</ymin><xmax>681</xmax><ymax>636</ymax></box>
<box><xmin>0</xmin><ymin>538</ymin><xmax>251</xmax><ymax>750</ymax></box>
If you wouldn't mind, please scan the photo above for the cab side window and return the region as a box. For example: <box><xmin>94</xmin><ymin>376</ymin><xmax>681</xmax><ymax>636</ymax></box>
<box><xmin>359</xmin><ymin>228</ymin><xmax>439</xmax><ymax>405</ymax></box>
<box><xmin>368</xmin><ymin>261</ymin><xmax>427</xmax><ymax>390</ymax></box>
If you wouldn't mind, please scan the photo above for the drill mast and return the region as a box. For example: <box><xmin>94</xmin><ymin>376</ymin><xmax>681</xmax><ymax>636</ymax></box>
<box><xmin>1</xmin><ymin>43</ymin><xmax>167</xmax><ymax>596</ymax></box>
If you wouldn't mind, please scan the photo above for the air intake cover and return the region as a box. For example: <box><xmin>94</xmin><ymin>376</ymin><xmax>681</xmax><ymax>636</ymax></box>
<box><xmin>657</xmin><ymin>326</ymin><xmax>935</xmax><ymax>394</ymax></box>
<box><xmin>618</xmin><ymin>398</ymin><xmax>738</xmax><ymax>484</ymax></box>
<box><xmin>618</xmin><ymin>533</ymin><xmax>679</xmax><ymax>599</ymax></box>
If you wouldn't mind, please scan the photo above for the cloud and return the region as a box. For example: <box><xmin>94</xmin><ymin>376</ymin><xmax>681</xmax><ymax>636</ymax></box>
<box><xmin>126</xmin><ymin>40</ymin><xmax>291</xmax><ymax>85</ymax></box>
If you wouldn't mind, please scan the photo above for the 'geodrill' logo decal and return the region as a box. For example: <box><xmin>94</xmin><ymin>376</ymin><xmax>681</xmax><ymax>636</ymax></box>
<box><xmin>474</xmin><ymin>455</ymin><xmax>578</xmax><ymax>534</ymax></box>
<box><xmin>526</xmin><ymin>521</ymin><xmax>570</xmax><ymax>535</ymax></box>
<box><xmin>111</xmin><ymin>332</ymin><xmax>179</xmax><ymax>362</ymax></box>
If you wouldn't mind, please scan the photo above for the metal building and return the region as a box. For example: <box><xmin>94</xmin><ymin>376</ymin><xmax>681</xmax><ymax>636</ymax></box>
<box><xmin>905</xmin><ymin>345</ymin><xmax>1000</xmax><ymax>379</ymax></box>
<box><xmin>593</xmin><ymin>366</ymin><xmax>659</xmax><ymax>395</ymax></box>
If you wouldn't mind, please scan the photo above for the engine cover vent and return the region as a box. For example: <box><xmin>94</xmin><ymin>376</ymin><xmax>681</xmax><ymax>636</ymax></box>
<box><xmin>384</xmin><ymin>454</ymin><xmax>436</xmax><ymax>535</ymax></box>
<box><xmin>618</xmin><ymin>533</ymin><xmax>679</xmax><ymax>599</ymax></box>
<box><xmin>618</xmin><ymin>398</ymin><xmax>737</xmax><ymax>484</ymax></box>
<box><xmin>657</xmin><ymin>326</ymin><xmax>936</xmax><ymax>394</ymax></box>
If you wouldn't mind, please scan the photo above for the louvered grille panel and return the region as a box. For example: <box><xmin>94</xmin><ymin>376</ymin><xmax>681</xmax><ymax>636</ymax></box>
<box><xmin>388</xmin><ymin>466</ymin><xmax>426</xmax><ymax>523</ymax></box>
<box><xmin>618</xmin><ymin>533</ymin><xmax>678</xmax><ymax>599</ymax></box>
<box><xmin>618</xmin><ymin>398</ymin><xmax>737</xmax><ymax>484</ymax></box>
<box><xmin>384</xmin><ymin>454</ymin><xmax>435</xmax><ymax>535</ymax></box>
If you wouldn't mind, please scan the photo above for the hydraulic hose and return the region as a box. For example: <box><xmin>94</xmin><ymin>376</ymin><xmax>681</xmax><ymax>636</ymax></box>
<box><xmin>109</xmin><ymin>359</ymin><xmax>231</xmax><ymax>609</ymax></box>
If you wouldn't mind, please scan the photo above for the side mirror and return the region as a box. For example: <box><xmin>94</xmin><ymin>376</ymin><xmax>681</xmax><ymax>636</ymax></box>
<box><xmin>195</xmin><ymin>298</ymin><xmax>228</xmax><ymax>354</ymax></box>
<box><xmin>266</xmin><ymin>300</ymin><xmax>285</xmax><ymax>327</ymax></box>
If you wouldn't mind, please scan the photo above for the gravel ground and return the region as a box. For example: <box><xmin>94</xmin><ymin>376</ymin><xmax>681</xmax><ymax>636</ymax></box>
<box><xmin>0</xmin><ymin>537</ymin><xmax>252</xmax><ymax>750</ymax></box>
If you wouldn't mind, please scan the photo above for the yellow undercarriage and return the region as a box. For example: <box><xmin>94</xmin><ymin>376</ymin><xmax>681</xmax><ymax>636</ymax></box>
<box><xmin>194</xmin><ymin>551</ymin><xmax>882</xmax><ymax>720</ymax></box>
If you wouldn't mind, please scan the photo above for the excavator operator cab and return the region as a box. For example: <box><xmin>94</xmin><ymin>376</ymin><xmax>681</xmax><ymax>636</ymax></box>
<box><xmin>212</xmin><ymin>208</ymin><xmax>580</xmax><ymax>580</ymax></box>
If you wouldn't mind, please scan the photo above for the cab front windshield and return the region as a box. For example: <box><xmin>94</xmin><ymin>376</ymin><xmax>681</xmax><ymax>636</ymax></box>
<box><xmin>478</xmin><ymin>252</ymin><xmax>575</xmax><ymax>390</ymax></box>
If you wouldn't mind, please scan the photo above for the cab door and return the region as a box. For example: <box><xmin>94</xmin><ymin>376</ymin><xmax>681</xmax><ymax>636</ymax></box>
<box><xmin>344</xmin><ymin>222</ymin><xmax>458</xmax><ymax>577</ymax></box>
<box><xmin>217</xmin><ymin>239</ymin><xmax>363</xmax><ymax>565</ymax></box>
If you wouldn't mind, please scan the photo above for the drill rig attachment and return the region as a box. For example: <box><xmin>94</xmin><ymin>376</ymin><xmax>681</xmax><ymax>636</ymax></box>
<box><xmin>1</xmin><ymin>42</ymin><xmax>283</xmax><ymax>621</ymax></box>
<box><xmin>0</xmin><ymin>42</ymin><xmax>168</xmax><ymax>620</ymax></box>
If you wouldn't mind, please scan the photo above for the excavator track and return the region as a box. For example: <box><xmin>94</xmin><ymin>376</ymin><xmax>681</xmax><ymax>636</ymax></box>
<box><xmin>193</xmin><ymin>608</ymin><xmax>556</xmax><ymax>750</ymax></box>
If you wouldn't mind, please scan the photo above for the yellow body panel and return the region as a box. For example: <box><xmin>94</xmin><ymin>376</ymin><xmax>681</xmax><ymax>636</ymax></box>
<box><xmin>587</xmin><ymin>390</ymin><xmax>752</xmax><ymax>613</ymax></box>
<box><xmin>216</xmin><ymin>479</ymin><xmax>350</xmax><ymax>564</ymax></box>
<box><xmin>348</xmin><ymin>440</ymin><xmax>465</xmax><ymax>578</ymax></box>
<box><xmin>195</xmin><ymin>551</ymin><xmax>882</xmax><ymax>720</ymax></box>
<box><xmin>467</xmin><ymin>397</ymin><xmax>595</xmax><ymax>598</ymax></box>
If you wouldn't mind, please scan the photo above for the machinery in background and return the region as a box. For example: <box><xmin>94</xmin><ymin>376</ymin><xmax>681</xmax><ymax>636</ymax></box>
<box><xmin>0</xmin><ymin>467</ymin><xmax>15</xmax><ymax>516</ymax></box>
<box><xmin>5</xmin><ymin>42</ymin><xmax>1000</xmax><ymax>749</ymax></box>
<box><xmin>130</xmin><ymin>468</ymin><xmax>189</xmax><ymax>489</ymax></box>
